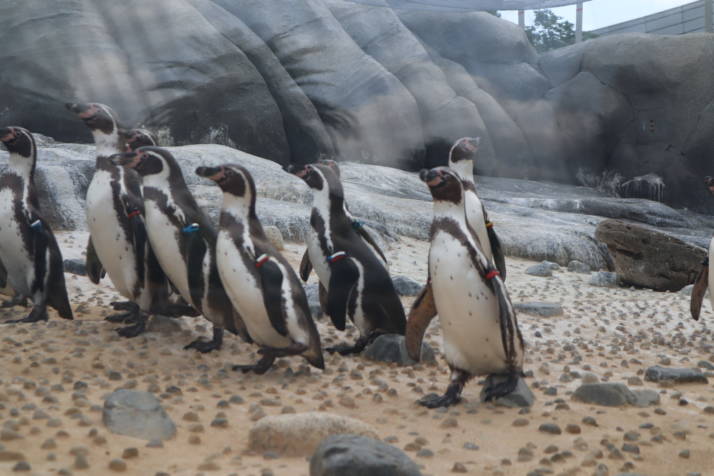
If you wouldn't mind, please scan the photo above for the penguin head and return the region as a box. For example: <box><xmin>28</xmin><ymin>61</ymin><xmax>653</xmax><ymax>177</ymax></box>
<box><xmin>420</xmin><ymin>167</ymin><xmax>463</xmax><ymax>203</ymax></box>
<box><xmin>705</xmin><ymin>176</ymin><xmax>714</xmax><ymax>196</ymax></box>
<box><xmin>112</xmin><ymin>147</ymin><xmax>167</xmax><ymax>178</ymax></box>
<box><xmin>0</xmin><ymin>127</ymin><xmax>35</xmax><ymax>159</ymax></box>
<box><xmin>317</xmin><ymin>157</ymin><xmax>341</xmax><ymax>178</ymax></box>
<box><xmin>448</xmin><ymin>137</ymin><xmax>479</xmax><ymax>179</ymax></box>
<box><xmin>65</xmin><ymin>102</ymin><xmax>118</xmax><ymax>135</ymax></box>
<box><xmin>120</xmin><ymin>128</ymin><xmax>157</xmax><ymax>152</ymax></box>
<box><xmin>197</xmin><ymin>164</ymin><xmax>257</xmax><ymax>214</ymax></box>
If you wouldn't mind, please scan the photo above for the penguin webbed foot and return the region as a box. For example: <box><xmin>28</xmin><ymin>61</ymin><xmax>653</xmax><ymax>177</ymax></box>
<box><xmin>483</xmin><ymin>373</ymin><xmax>520</xmax><ymax>402</ymax></box>
<box><xmin>5</xmin><ymin>305</ymin><xmax>48</xmax><ymax>324</ymax></box>
<box><xmin>232</xmin><ymin>352</ymin><xmax>276</xmax><ymax>375</ymax></box>
<box><xmin>116</xmin><ymin>314</ymin><xmax>148</xmax><ymax>338</ymax></box>
<box><xmin>417</xmin><ymin>368</ymin><xmax>470</xmax><ymax>409</ymax></box>
<box><xmin>1</xmin><ymin>295</ymin><xmax>28</xmax><ymax>308</ymax></box>
<box><xmin>417</xmin><ymin>392</ymin><xmax>461</xmax><ymax>409</ymax></box>
<box><xmin>160</xmin><ymin>303</ymin><xmax>200</xmax><ymax>318</ymax></box>
<box><xmin>325</xmin><ymin>334</ymin><xmax>374</xmax><ymax>356</ymax></box>
<box><xmin>184</xmin><ymin>327</ymin><xmax>223</xmax><ymax>353</ymax></box>
<box><xmin>106</xmin><ymin>301</ymin><xmax>140</xmax><ymax>323</ymax></box>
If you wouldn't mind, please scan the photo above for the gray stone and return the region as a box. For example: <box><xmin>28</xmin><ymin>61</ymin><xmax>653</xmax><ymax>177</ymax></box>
<box><xmin>525</xmin><ymin>262</ymin><xmax>553</xmax><ymax>277</ymax></box>
<box><xmin>362</xmin><ymin>334</ymin><xmax>436</xmax><ymax>366</ymax></box>
<box><xmin>102</xmin><ymin>390</ymin><xmax>176</xmax><ymax>441</ymax></box>
<box><xmin>589</xmin><ymin>272</ymin><xmax>620</xmax><ymax>288</ymax></box>
<box><xmin>62</xmin><ymin>259</ymin><xmax>87</xmax><ymax>276</ymax></box>
<box><xmin>391</xmin><ymin>276</ymin><xmax>422</xmax><ymax>297</ymax></box>
<box><xmin>595</xmin><ymin>219</ymin><xmax>706</xmax><ymax>292</ymax></box>
<box><xmin>572</xmin><ymin>383</ymin><xmax>637</xmax><ymax>407</ymax></box>
<box><xmin>631</xmin><ymin>389</ymin><xmax>661</xmax><ymax>407</ymax></box>
<box><xmin>567</xmin><ymin>260</ymin><xmax>591</xmax><ymax>274</ymax></box>
<box><xmin>263</xmin><ymin>226</ymin><xmax>284</xmax><ymax>250</ymax></box>
<box><xmin>514</xmin><ymin>302</ymin><xmax>563</xmax><ymax>318</ymax></box>
<box><xmin>310</xmin><ymin>434</ymin><xmax>421</xmax><ymax>476</ymax></box>
<box><xmin>644</xmin><ymin>366</ymin><xmax>708</xmax><ymax>384</ymax></box>
<box><xmin>249</xmin><ymin>412</ymin><xmax>377</xmax><ymax>457</ymax></box>
<box><xmin>479</xmin><ymin>376</ymin><xmax>534</xmax><ymax>408</ymax></box>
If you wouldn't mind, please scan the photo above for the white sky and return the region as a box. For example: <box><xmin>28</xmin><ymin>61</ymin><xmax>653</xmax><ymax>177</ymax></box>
<box><xmin>501</xmin><ymin>0</ymin><xmax>696</xmax><ymax>30</ymax></box>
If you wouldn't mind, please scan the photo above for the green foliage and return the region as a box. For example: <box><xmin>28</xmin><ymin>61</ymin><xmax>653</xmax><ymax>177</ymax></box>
<box><xmin>525</xmin><ymin>9</ymin><xmax>575</xmax><ymax>52</ymax></box>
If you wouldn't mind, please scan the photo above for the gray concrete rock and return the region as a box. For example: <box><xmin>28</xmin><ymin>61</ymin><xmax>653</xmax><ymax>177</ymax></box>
<box><xmin>644</xmin><ymin>366</ymin><xmax>708</xmax><ymax>384</ymax></box>
<box><xmin>102</xmin><ymin>390</ymin><xmax>176</xmax><ymax>441</ymax></box>
<box><xmin>391</xmin><ymin>276</ymin><xmax>422</xmax><ymax>297</ymax></box>
<box><xmin>480</xmin><ymin>376</ymin><xmax>534</xmax><ymax>408</ymax></box>
<box><xmin>567</xmin><ymin>260</ymin><xmax>591</xmax><ymax>274</ymax></box>
<box><xmin>362</xmin><ymin>334</ymin><xmax>436</xmax><ymax>366</ymax></box>
<box><xmin>589</xmin><ymin>272</ymin><xmax>620</xmax><ymax>288</ymax></box>
<box><xmin>631</xmin><ymin>389</ymin><xmax>661</xmax><ymax>407</ymax></box>
<box><xmin>525</xmin><ymin>262</ymin><xmax>554</xmax><ymax>277</ymax></box>
<box><xmin>310</xmin><ymin>434</ymin><xmax>421</xmax><ymax>476</ymax></box>
<box><xmin>514</xmin><ymin>302</ymin><xmax>563</xmax><ymax>318</ymax></box>
<box><xmin>62</xmin><ymin>259</ymin><xmax>87</xmax><ymax>276</ymax></box>
<box><xmin>147</xmin><ymin>316</ymin><xmax>183</xmax><ymax>334</ymax></box>
<box><xmin>249</xmin><ymin>412</ymin><xmax>377</xmax><ymax>457</ymax></box>
<box><xmin>596</xmin><ymin>219</ymin><xmax>706</xmax><ymax>291</ymax></box>
<box><xmin>572</xmin><ymin>383</ymin><xmax>637</xmax><ymax>407</ymax></box>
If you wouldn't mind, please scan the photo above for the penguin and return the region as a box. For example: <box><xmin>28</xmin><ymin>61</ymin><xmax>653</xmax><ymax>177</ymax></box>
<box><xmin>690</xmin><ymin>176</ymin><xmax>714</xmax><ymax>320</ymax></box>
<box><xmin>406</xmin><ymin>167</ymin><xmax>524</xmax><ymax>408</ymax></box>
<box><xmin>0</xmin><ymin>127</ymin><xmax>73</xmax><ymax>322</ymax></box>
<box><xmin>448</xmin><ymin>137</ymin><xmax>506</xmax><ymax>278</ymax></box>
<box><xmin>295</xmin><ymin>159</ymin><xmax>388</xmax><ymax>316</ymax></box>
<box><xmin>113</xmin><ymin>147</ymin><xmax>251</xmax><ymax>352</ymax></box>
<box><xmin>197</xmin><ymin>164</ymin><xmax>324</xmax><ymax>373</ymax></box>
<box><xmin>289</xmin><ymin>162</ymin><xmax>406</xmax><ymax>354</ymax></box>
<box><xmin>66</xmin><ymin>102</ymin><xmax>171</xmax><ymax>337</ymax></box>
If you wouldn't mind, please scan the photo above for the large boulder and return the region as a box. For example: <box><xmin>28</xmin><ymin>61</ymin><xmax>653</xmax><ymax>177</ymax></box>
<box><xmin>595</xmin><ymin>219</ymin><xmax>706</xmax><ymax>291</ymax></box>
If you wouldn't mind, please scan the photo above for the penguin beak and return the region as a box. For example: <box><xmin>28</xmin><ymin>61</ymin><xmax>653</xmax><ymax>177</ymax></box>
<box><xmin>463</xmin><ymin>137</ymin><xmax>480</xmax><ymax>152</ymax></box>
<box><xmin>195</xmin><ymin>166</ymin><xmax>224</xmax><ymax>182</ymax></box>
<box><xmin>111</xmin><ymin>152</ymin><xmax>141</xmax><ymax>169</ymax></box>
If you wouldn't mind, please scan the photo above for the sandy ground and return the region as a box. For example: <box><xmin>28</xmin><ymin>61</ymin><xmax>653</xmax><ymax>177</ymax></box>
<box><xmin>0</xmin><ymin>231</ymin><xmax>712</xmax><ymax>476</ymax></box>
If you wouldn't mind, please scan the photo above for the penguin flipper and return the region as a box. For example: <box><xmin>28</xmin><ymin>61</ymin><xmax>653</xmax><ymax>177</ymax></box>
<box><xmin>326</xmin><ymin>257</ymin><xmax>359</xmax><ymax>331</ymax></box>
<box><xmin>488</xmin><ymin>225</ymin><xmax>507</xmax><ymax>280</ymax></box>
<box><xmin>482</xmin><ymin>204</ymin><xmax>506</xmax><ymax>280</ymax></box>
<box><xmin>85</xmin><ymin>237</ymin><xmax>105</xmax><ymax>285</ymax></box>
<box><xmin>405</xmin><ymin>282</ymin><xmax>437</xmax><ymax>362</ymax></box>
<box><xmin>299</xmin><ymin>250</ymin><xmax>313</xmax><ymax>282</ymax></box>
<box><xmin>257</xmin><ymin>259</ymin><xmax>289</xmax><ymax>337</ymax></box>
<box><xmin>354</xmin><ymin>223</ymin><xmax>388</xmax><ymax>265</ymax></box>
<box><xmin>691</xmin><ymin>265</ymin><xmax>709</xmax><ymax>321</ymax></box>
<box><xmin>33</xmin><ymin>219</ymin><xmax>73</xmax><ymax>320</ymax></box>
<box><xmin>185</xmin><ymin>231</ymin><xmax>208</xmax><ymax>312</ymax></box>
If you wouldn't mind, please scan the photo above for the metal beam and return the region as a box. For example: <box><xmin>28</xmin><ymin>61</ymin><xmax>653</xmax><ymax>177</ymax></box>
<box><xmin>518</xmin><ymin>9</ymin><xmax>525</xmax><ymax>28</ymax></box>
<box><xmin>575</xmin><ymin>0</ymin><xmax>583</xmax><ymax>42</ymax></box>
<box><xmin>706</xmin><ymin>0</ymin><xmax>713</xmax><ymax>33</ymax></box>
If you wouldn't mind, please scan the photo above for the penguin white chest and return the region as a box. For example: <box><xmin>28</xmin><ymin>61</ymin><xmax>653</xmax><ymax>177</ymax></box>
<box><xmin>464</xmin><ymin>191</ymin><xmax>492</xmax><ymax>262</ymax></box>
<box><xmin>306</xmin><ymin>221</ymin><xmax>331</xmax><ymax>286</ymax></box>
<box><xmin>85</xmin><ymin>171</ymin><xmax>136</xmax><ymax>299</ymax></box>
<box><xmin>216</xmin><ymin>231</ymin><xmax>292</xmax><ymax>348</ymax></box>
<box><xmin>144</xmin><ymin>199</ymin><xmax>191</xmax><ymax>304</ymax></box>
<box><xmin>0</xmin><ymin>189</ymin><xmax>33</xmax><ymax>295</ymax></box>
<box><xmin>429</xmin><ymin>230</ymin><xmax>507</xmax><ymax>375</ymax></box>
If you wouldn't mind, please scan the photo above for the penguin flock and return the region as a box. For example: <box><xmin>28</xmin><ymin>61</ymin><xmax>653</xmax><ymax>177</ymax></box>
<box><xmin>0</xmin><ymin>104</ymin><xmax>526</xmax><ymax>408</ymax></box>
